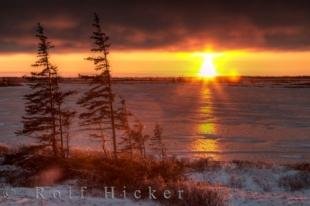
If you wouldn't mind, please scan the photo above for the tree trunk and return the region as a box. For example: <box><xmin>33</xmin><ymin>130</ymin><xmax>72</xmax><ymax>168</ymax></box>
<box><xmin>106</xmin><ymin>63</ymin><xmax>117</xmax><ymax>159</ymax></box>
<box><xmin>109</xmin><ymin>97</ymin><xmax>117</xmax><ymax>158</ymax></box>
<box><xmin>58</xmin><ymin>104</ymin><xmax>64</xmax><ymax>157</ymax></box>
<box><xmin>47</xmin><ymin>63</ymin><xmax>58</xmax><ymax>157</ymax></box>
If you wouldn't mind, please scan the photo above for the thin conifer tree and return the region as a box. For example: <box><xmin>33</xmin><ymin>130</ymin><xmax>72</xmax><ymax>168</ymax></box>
<box><xmin>131</xmin><ymin>119</ymin><xmax>148</xmax><ymax>158</ymax></box>
<box><xmin>115</xmin><ymin>98</ymin><xmax>133</xmax><ymax>157</ymax></box>
<box><xmin>150</xmin><ymin>124</ymin><xmax>167</xmax><ymax>161</ymax></box>
<box><xmin>17</xmin><ymin>23</ymin><xmax>74</xmax><ymax>157</ymax></box>
<box><xmin>78</xmin><ymin>13</ymin><xmax>118</xmax><ymax>158</ymax></box>
<box><xmin>55</xmin><ymin>90</ymin><xmax>76</xmax><ymax>157</ymax></box>
<box><xmin>17</xmin><ymin>23</ymin><xmax>58</xmax><ymax>156</ymax></box>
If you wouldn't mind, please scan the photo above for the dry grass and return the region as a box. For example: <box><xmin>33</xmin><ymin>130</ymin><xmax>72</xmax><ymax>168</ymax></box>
<box><xmin>0</xmin><ymin>147</ymin><xmax>225</xmax><ymax>206</ymax></box>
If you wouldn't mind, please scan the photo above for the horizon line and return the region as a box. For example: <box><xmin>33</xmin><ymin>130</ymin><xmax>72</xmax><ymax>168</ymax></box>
<box><xmin>1</xmin><ymin>75</ymin><xmax>310</xmax><ymax>78</ymax></box>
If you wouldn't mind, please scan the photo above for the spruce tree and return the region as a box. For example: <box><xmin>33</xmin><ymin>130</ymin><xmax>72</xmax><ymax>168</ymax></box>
<box><xmin>115</xmin><ymin>98</ymin><xmax>133</xmax><ymax>157</ymax></box>
<box><xmin>61</xmin><ymin>110</ymin><xmax>76</xmax><ymax>158</ymax></box>
<box><xmin>78</xmin><ymin>13</ymin><xmax>118</xmax><ymax>158</ymax></box>
<box><xmin>17</xmin><ymin>23</ymin><xmax>75</xmax><ymax>157</ymax></box>
<box><xmin>131</xmin><ymin>119</ymin><xmax>148</xmax><ymax>158</ymax></box>
<box><xmin>17</xmin><ymin>23</ymin><xmax>59</xmax><ymax>156</ymax></box>
<box><xmin>54</xmin><ymin>90</ymin><xmax>76</xmax><ymax>157</ymax></box>
<box><xmin>150</xmin><ymin>124</ymin><xmax>167</xmax><ymax>161</ymax></box>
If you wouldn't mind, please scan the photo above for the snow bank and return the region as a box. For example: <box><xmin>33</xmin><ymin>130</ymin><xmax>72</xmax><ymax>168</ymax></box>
<box><xmin>188</xmin><ymin>162</ymin><xmax>310</xmax><ymax>206</ymax></box>
<box><xmin>0</xmin><ymin>185</ymin><xmax>158</xmax><ymax>206</ymax></box>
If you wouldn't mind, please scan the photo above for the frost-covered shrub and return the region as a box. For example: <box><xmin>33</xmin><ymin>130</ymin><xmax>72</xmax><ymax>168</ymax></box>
<box><xmin>252</xmin><ymin>176</ymin><xmax>271</xmax><ymax>192</ymax></box>
<box><xmin>290</xmin><ymin>163</ymin><xmax>310</xmax><ymax>172</ymax></box>
<box><xmin>229</xmin><ymin>175</ymin><xmax>244</xmax><ymax>188</ymax></box>
<box><xmin>279</xmin><ymin>172</ymin><xmax>310</xmax><ymax>191</ymax></box>
<box><xmin>159</xmin><ymin>182</ymin><xmax>225</xmax><ymax>206</ymax></box>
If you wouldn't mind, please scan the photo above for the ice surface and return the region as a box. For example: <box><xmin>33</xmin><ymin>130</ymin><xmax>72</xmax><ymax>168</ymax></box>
<box><xmin>0</xmin><ymin>80</ymin><xmax>309</xmax><ymax>163</ymax></box>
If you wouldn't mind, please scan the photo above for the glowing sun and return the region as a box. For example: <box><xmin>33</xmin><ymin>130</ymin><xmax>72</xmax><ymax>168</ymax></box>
<box><xmin>199</xmin><ymin>54</ymin><xmax>218</xmax><ymax>78</ymax></box>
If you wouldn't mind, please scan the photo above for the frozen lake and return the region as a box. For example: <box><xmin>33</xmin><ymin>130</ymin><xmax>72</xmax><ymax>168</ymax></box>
<box><xmin>1</xmin><ymin>80</ymin><xmax>310</xmax><ymax>163</ymax></box>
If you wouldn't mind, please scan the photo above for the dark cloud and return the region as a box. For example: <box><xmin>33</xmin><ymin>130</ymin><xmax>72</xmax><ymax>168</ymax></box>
<box><xmin>1</xmin><ymin>0</ymin><xmax>310</xmax><ymax>52</ymax></box>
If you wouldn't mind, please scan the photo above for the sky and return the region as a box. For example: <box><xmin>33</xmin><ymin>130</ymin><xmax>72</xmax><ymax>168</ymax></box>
<box><xmin>1</xmin><ymin>0</ymin><xmax>310</xmax><ymax>77</ymax></box>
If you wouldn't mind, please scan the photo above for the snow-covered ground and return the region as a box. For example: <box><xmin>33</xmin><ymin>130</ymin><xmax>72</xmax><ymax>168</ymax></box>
<box><xmin>0</xmin><ymin>185</ymin><xmax>158</xmax><ymax>206</ymax></box>
<box><xmin>0</xmin><ymin>164</ymin><xmax>157</xmax><ymax>205</ymax></box>
<box><xmin>1</xmin><ymin>182</ymin><xmax>309</xmax><ymax>206</ymax></box>
<box><xmin>0</xmin><ymin>160</ymin><xmax>309</xmax><ymax>205</ymax></box>
<box><xmin>188</xmin><ymin>162</ymin><xmax>310</xmax><ymax>206</ymax></box>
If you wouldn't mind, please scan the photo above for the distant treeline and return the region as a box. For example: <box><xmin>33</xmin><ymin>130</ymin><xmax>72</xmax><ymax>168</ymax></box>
<box><xmin>0</xmin><ymin>77</ymin><xmax>22</xmax><ymax>86</ymax></box>
<box><xmin>1</xmin><ymin>75</ymin><xmax>310</xmax><ymax>85</ymax></box>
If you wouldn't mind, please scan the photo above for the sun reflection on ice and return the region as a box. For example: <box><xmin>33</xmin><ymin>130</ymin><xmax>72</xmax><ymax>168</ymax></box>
<box><xmin>191</xmin><ymin>85</ymin><xmax>221</xmax><ymax>159</ymax></box>
<box><xmin>192</xmin><ymin>138</ymin><xmax>219</xmax><ymax>153</ymax></box>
